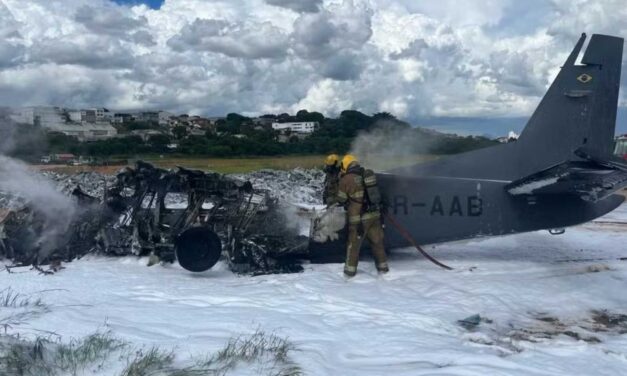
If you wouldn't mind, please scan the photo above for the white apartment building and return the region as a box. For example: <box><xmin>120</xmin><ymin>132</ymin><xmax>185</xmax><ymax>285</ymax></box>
<box><xmin>68</xmin><ymin>110</ymin><xmax>82</xmax><ymax>122</ymax></box>
<box><xmin>95</xmin><ymin>108</ymin><xmax>106</xmax><ymax>120</ymax></box>
<box><xmin>52</xmin><ymin>122</ymin><xmax>118</xmax><ymax>141</ymax></box>
<box><xmin>9</xmin><ymin>107</ymin><xmax>33</xmax><ymax>124</ymax></box>
<box><xmin>271</xmin><ymin>121</ymin><xmax>319</xmax><ymax>134</ymax></box>
<box><xmin>10</xmin><ymin>106</ymin><xmax>66</xmax><ymax>128</ymax></box>
<box><xmin>158</xmin><ymin>111</ymin><xmax>174</xmax><ymax>126</ymax></box>
<box><xmin>93</xmin><ymin>108</ymin><xmax>114</xmax><ymax>121</ymax></box>
<box><xmin>9</xmin><ymin>106</ymin><xmax>117</xmax><ymax>141</ymax></box>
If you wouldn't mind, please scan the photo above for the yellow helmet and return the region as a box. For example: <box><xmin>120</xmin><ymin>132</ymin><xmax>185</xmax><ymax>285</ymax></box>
<box><xmin>341</xmin><ymin>154</ymin><xmax>358</xmax><ymax>173</ymax></box>
<box><xmin>324</xmin><ymin>154</ymin><xmax>339</xmax><ymax>167</ymax></box>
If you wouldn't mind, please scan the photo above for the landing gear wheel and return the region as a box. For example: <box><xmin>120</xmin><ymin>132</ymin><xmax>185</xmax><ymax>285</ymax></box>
<box><xmin>175</xmin><ymin>227</ymin><xmax>222</xmax><ymax>272</ymax></box>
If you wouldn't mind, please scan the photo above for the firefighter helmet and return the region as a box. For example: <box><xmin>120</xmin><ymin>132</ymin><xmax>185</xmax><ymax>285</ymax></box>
<box><xmin>341</xmin><ymin>154</ymin><xmax>358</xmax><ymax>173</ymax></box>
<box><xmin>324</xmin><ymin>154</ymin><xmax>340</xmax><ymax>167</ymax></box>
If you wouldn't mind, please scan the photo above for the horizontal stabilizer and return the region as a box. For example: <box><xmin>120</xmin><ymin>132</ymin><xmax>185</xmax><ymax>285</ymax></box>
<box><xmin>506</xmin><ymin>160</ymin><xmax>627</xmax><ymax>202</ymax></box>
<box><xmin>575</xmin><ymin>146</ymin><xmax>627</xmax><ymax>171</ymax></box>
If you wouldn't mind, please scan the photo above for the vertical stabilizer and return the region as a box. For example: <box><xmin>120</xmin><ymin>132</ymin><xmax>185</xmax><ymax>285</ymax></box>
<box><xmin>393</xmin><ymin>33</ymin><xmax>624</xmax><ymax>181</ymax></box>
<box><xmin>518</xmin><ymin>33</ymin><xmax>624</xmax><ymax>161</ymax></box>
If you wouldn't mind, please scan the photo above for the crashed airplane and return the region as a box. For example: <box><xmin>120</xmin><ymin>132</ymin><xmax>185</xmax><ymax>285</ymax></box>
<box><xmin>1</xmin><ymin>33</ymin><xmax>625</xmax><ymax>274</ymax></box>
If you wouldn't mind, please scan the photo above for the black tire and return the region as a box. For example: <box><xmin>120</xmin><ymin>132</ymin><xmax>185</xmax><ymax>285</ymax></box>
<box><xmin>175</xmin><ymin>227</ymin><xmax>222</xmax><ymax>272</ymax></box>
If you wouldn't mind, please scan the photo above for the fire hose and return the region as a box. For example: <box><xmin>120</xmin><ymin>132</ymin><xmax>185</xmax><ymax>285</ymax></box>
<box><xmin>384</xmin><ymin>212</ymin><xmax>453</xmax><ymax>270</ymax></box>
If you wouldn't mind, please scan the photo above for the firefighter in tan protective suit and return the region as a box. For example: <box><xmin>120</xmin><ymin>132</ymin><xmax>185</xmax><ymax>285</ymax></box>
<box><xmin>336</xmin><ymin>155</ymin><xmax>389</xmax><ymax>277</ymax></box>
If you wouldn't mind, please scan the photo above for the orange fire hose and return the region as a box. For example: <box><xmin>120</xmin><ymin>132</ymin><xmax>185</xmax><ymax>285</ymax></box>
<box><xmin>384</xmin><ymin>212</ymin><xmax>453</xmax><ymax>270</ymax></box>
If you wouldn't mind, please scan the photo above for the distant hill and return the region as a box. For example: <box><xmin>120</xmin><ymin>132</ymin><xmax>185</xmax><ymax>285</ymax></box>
<box><xmin>1</xmin><ymin>108</ymin><xmax>499</xmax><ymax>159</ymax></box>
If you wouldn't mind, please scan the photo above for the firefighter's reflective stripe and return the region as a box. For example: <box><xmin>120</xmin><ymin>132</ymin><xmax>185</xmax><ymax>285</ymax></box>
<box><xmin>351</xmin><ymin>190</ymin><xmax>364</xmax><ymax>199</ymax></box>
<box><xmin>348</xmin><ymin>215</ymin><xmax>361</xmax><ymax>225</ymax></box>
<box><xmin>344</xmin><ymin>265</ymin><xmax>357</xmax><ymax>273</ymax></box>
<box><xmin>364</xmin><ymin>175</ymin><xmax>376</xmax><ymax>185</ymax></box>
<box><xmin>361</xmin><ymin>211</ymin><xmax>380</xmax><ymax>221</ymax></box>
<box><xmin>337</xmin><ymin>190</ymin><xmax>348</xmax><ymax>203</ymax></box>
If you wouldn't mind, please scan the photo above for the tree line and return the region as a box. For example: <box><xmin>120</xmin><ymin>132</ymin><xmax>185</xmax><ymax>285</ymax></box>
<box><xmin>4</xmin><ymin>109</ymin><xmax>499</xmax><ymax>160</ymax></box>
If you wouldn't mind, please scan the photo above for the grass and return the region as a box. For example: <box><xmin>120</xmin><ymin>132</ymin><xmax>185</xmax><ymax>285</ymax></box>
<box><xmin>122</xmin><ymin>346</ymin><xmax>175</xmax><ymax>376</ymax></box>
<box><xmin>0</xmin><ymin>295</ymin><xmax>302</xmax><ymax>376</ymax></box>
<box><xmin>204</xmin><ymin>329</ymin><xmax>303</xmax><ymax>375</ymax></box>
<box><xmin>56</xmin><ymin>332</ymin><xmax>127</xmax><ymax>375</ymax></box>
<box><xmin>144</xmin><ymin>155</ymin><xmax>326</xmax><ymax>173</ymax></box>
<box><xmin>0</xmin><ymin>288</ymin><xmax>303</xmax><ymax>375</ymax></box>
<box><xmin>35</xmin><ymin>153</ymin><xmax>437</xmax><ymax>174</ymax></box>
<box><xmin>0</xmin><ymin>331</ymin><xmax>303</xmax><ymax>376</ymax></box>
<box><xmin>119</xmin><ymin>329</ymin><xmax>304</xmax><ymax>376</ymax></box>
<box><xmin>0</xmin><ymin>331</ymin><xmax>126</xmax><ymax>376</ymax></box>
<box><xmin>0</xmin><ymin>288</ymin><xmax>50</xmax><ymax>334</ymax></box>
<box><xmin>0</xmin><ymin>288</ymin><xmax>46</xmax><ymax>309</ymax></box>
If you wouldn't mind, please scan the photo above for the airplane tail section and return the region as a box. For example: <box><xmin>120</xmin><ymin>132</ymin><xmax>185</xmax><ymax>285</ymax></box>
<box><xmin>518</xmin><ymin>33</ymin><xmax>624</xmax><ymax>162</ymax></box>
<box><xmin>504</xmin><ymin>34</ymin><xmax>627</xmax><ymax>202</ymax></box>
<box><xmin>392</xmin><ymin>33</ymin><xmax>624</xmax><ymax>183</ymax></box>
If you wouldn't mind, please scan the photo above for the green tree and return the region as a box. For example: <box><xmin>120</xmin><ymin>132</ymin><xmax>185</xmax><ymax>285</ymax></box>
<box><xmin>295</xmin><ymin>109</ymin><xmax>325</xmax><ymax>123</ymax></box>
<box><xmin>172</xmin><ymin>126</ymin><xmax>188</xmax><ymax>140</ymax></box>
<box><xmin>148</xmin><ymin>134</ymin><xmax>172</xmax><ymax>153</ymax></box>
<box><xmin>222</xmin><ymin>113</ymin><xmax>251</xmax><ymax>133</ymax></box>
<box><xmin>372</xmin><ymin>112</ymin><xmax>396</xmax><ymax>121</ymax></box>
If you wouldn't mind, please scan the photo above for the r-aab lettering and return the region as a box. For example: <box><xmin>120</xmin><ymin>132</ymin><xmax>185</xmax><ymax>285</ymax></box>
<box><xmin>393</xmin><ymin>195</ymin><xmax>482</xmax><ymax>217</ymax></box>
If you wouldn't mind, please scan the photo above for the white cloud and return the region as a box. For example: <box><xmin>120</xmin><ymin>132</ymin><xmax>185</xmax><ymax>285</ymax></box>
<box><xmin>74</xmin><ymin>4</ymin><xmax>152</xmax><ymax>43</ymax></box>
<box><xmin>168</xmin><ymin>18</ymin><xmax>289</xmax><ymax>59</ymax></box>
<box><xmin>0</xmin><ymin>1</ymin><xmax>25</xmax><ymax>68</ymax></box>
<box><xmin>30</xmin><ymin>36</ymin><xmax>136</xmax><ymax>69</ymax></box>
<box><xmin>290</xmin><ymin>1</ymin><xmax>373</xmax><ymax>80</ymax></box>
<box><xmin>0</xmin><ymin>0</ymin><xmax>624</xmax><ymax>125</ymax></box>
<box><xmin>292</xmin><ymin>79</ymin><xmax>352</xmax><ymax>114</ymax></box>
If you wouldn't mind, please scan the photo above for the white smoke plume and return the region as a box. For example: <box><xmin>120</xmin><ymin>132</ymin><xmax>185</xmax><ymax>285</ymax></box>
<box><xmin>349</xmin><ymin>122</ymin><xmax>433</xmax><ymax>172</ymax></box>
<box><xmin>0</xmin><ymin>108</ymin><xmax>17</xmax><ymax>154</ymax></box>
<box><xmin>0</xmin><ymin>110</ymin><xmax>78</xmax><ymax>262</ymax></box>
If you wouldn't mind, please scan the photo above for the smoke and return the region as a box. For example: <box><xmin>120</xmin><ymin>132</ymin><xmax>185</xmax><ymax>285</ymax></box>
<box><xmin>349</xmin><ymin>121</ymin><xmax>433</xmax><ymax>171</ymax></box>
<box><xmin>0</xmin><ymin>108</ymin><xmax>18</xmax><ymax>154</ymax></box>
<box><xmin>0</xmin><ymin>108</ymin><xmax>47</xmax><ymax>159</ymax></box>
<box><xmin>278</xmin><ymin>202</ymin><xmax>311</xmax><ymax>237</ymax></box>
<box><xmin>0</xmin><ymin>110</ymin><xmax>78</xmax><ymax>262</ymax></box>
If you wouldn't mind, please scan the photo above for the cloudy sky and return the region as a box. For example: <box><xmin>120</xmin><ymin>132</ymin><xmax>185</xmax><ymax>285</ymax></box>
<box><xmin>1</xmin><ymin>0</ymin><xmax>626</xmax><ymax>135</ymax></box>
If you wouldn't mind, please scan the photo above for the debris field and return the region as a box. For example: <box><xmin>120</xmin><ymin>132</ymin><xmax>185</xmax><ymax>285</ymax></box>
<box><xmin>0</xmin><ymin>162</ymin><xmax>326</xmax><ymax>275</ymax></box>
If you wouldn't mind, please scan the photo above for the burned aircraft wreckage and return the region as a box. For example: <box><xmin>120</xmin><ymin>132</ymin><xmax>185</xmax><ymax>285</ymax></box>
<box><xmin>0</xmin><ymin>161</ymin><xmax>336</xmax><ymax>274</ymax></box>
<box><xmin>7</xmin><ymin>34</ymin><xmax>624</xmax><ymax>275</ymax></box>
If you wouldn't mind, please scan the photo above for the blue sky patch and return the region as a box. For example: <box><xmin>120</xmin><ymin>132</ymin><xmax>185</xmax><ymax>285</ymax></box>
<box><xmin>111</xmin><ymin>0</ymin><xmax>164</xmax><ymax>10</ymax></box>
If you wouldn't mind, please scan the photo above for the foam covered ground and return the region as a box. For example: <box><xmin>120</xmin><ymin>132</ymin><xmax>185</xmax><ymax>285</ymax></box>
<box><xmin>2</xmin><ymin>205</ymin><xmax>627</xmax><ymax>375</ymax></box>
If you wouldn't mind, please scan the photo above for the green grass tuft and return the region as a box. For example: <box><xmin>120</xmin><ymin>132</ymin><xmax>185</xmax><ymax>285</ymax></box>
<box><xmin>0</xmin><ymin>289</ymin><xmax>303</xmax><ymax>376</ymax></box>
<box><xmin>202</xmin><ymin>329</ymin><xmax>303</xmax><ymax>376</ymax></box>
<box><xmin>0</xmin><ymin>331</ymin><xmax>127</xmax><ymax>376</ymax></box>
<box><xmin>55</xmin><ymin>331</ymin><xmax>127</xmax><ymax>375</ymax></box>
<box><xmin>122</xmin><ymin>346</ymin><xmax>175</xmax><ymax>376</ymax></box>
<box><xmin>0</xmin><ymin>287</ymin><xmax>46</xmax><ymax>309</ymax></box>
<box><xmin>0</xmin><ymin>288</ymin><xmax>51</xmax><ymax>334</ymax></box>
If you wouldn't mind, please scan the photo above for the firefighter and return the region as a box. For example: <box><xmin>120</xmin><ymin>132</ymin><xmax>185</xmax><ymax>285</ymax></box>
<box><xmin>336</xmin><ymin>154</ymin><xmax>389</xmax><ymax>277</ymax></box>
<box><xmin>323</xmin><ymin>154</ymin><xmax>341</xmax><ymax>206</ymax></box>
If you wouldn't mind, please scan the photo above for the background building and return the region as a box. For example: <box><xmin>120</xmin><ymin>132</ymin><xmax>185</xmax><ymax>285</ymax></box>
<box><xmin>271</xmin><ymin>121</ymin><xmax>318</xmax><ymax>134</ymax></box>
<box><xmin>9</xmin><ymin>106</ymin><xmax>117</xmax><ymax>141</ymax></box>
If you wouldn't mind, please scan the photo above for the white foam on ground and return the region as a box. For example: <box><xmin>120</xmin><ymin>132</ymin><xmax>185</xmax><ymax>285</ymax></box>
<box><xmin>2</xmin><ymin>207</ymin><xmax>627</xmax><ymax>375</ymax></box>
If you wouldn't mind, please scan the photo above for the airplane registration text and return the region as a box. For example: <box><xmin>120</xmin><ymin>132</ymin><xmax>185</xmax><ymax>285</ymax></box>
<box><xmin>392</xmin><ymin>195</ymin><xmax>483</xmax><ymax>217</ymax></box>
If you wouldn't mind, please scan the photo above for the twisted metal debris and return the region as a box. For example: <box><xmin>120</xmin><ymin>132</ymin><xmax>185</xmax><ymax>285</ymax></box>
<box><xmin>0</xmin><ymin>161</ymin><xmax>312</xmax><ymax>274</ymax></box>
